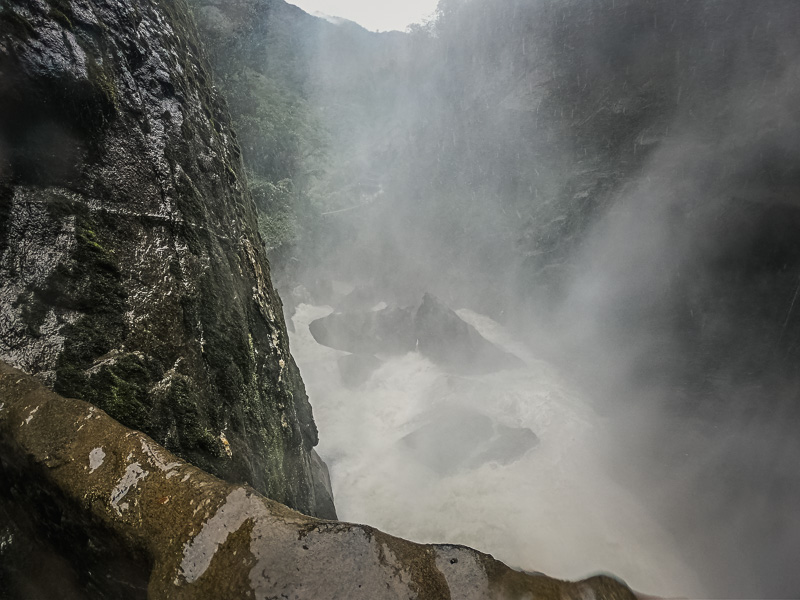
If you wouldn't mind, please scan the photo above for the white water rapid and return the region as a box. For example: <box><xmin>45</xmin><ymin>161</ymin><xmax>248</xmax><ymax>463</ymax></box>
<box><xmin>290</xmin><ymin>302</ymin><xmax>704</xmax><ymax>597</ymax></box>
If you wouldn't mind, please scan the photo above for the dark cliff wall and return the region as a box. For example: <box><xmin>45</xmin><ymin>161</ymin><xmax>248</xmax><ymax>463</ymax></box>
<box><xmin>0</xmin><ymin>0</ymin><xmax>334</xmax><ymax>519</ymax></box>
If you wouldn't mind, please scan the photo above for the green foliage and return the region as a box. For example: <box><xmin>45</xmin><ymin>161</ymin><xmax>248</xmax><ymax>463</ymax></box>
<box><xmin>226</xmin><ymin>69</ymin><xmax>327</xmax><ymax>182</ymax></box>
<box><xmin>220</xmin><ymin>68</ymin><xmax>328</xmax><ymax>269</ymax></box>
<box><xmin>251</xmin><ymin>177</ymin><xmax>298</xmax><ymax>251</ymax></box>
<box><xmin>52</xmin><ymin>213</ymin><xmax>129</xmax><ymax>408</ymax></box>
<box><xmin>188</xmin><ymin>1</ymin><xmax>332</xmax><ymax>279</ymax></box>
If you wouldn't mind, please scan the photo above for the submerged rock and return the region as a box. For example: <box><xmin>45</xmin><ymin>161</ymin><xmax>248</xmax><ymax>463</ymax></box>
<box><xmin>0</xmin><ymin>0</ymin><xmax>332</xmax><ymax>518</ymax></box>
<box><xmin>0</xmin><ymin>362</ymin><xmax>638</xmax><ymax>600</ymax></box>
<box><xmin>309</xmin><ymin>293</ymin><xmax>524</xmax><ymax>374</ymax></box>
<box><xmin>401</xmin><ymin>407</ymin><xmax>539</xmax><ymax>474</ymax></box>
<box><xmin>336</xmin><ymin>285</ymin><xmax>383</xmax><ymax>312</ymax></box>
<box><xmin>415</xmin><ymin>293</ymin><xmax>525</xmax><ymax>374</ymax></box>
<box><xmin>309</xmin><ymin>306</ymin><xmax>416</xmax><ymax>355</ymax></box>
<box><xmin>337</xmin><ymin>353</ymin><xmax>382</xmax><ymax>388</ymax></box>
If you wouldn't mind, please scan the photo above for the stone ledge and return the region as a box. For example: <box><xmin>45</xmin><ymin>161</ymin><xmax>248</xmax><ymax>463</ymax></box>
<box><xmin>0</xmin><ymin>361</ymin><xmax>638</xmax><ymax>600</ymax></box>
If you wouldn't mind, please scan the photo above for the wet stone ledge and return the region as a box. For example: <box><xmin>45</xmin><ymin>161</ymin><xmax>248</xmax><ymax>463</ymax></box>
<box><xmin>0</xmin><ymin>361</ymin><xmax>639</xmax><ymax>600</ymax></box>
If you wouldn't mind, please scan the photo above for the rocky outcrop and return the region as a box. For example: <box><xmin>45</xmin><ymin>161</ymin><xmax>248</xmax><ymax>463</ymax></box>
<box><xmin>0</xmin><ymin>361</ymin><xmax>638</xmax><ymax>600</ymax></box>
<box><xmin>310</xmin><ymin>306</ymin><xmax>417</xmax><ymax>355</ymax></box>
<box><xmin>0</xmin><ymin>0</ymin><xmax>333</xmax><ymax>518</ymax></box>
<box><xmin>415</xmin><ymin>293</ymin><xmax>525</xmax><ymax>374</ymax></box>
<box><xmin>337</xmin><ymin>353</ymin><xmax>382</xmax><ymax>388</ymax></box>
<box><xmin>309</xmin><ymin>294</ymin><xmax>524</xmax><ymax>374</ymax></box>
<box><xmin>401</xmin><ymin>406</ymin><xmax>539</xmax><ymax>475</ymax></box>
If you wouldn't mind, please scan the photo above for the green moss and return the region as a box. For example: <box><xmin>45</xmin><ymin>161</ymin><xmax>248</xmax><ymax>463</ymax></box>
<box><xmin>155</xmin><ymin>378</ymin><xmax>226</xmax><ymax>472</ymax></box>
<box><xmin>78</xmin><ymin>354</ymin><xmax>155</xmax><ymax>432</ymax></box>
<box><xmin>49</xmin><ymin>9</ymin><xmax>72</xmax><ymax>29</ymax></box>
<box><xmin>85</xmin><ymin>57</ymin><xmax>118</xmax><ymax>120</ymax></box>
<box><xmin>53</xmin><ymin>214</ymin><xmax>129</xmax><ymax>403</ymax></box>
<box><xmin>0</xmin><ymin>184</ymin><xmax>14</xmax><ymax>259</ymax></box>
<box><xmin>45</xmin><ymin>0</ymin><xmax>74</xmax><ymax>28</ymax></box>
<box><xmin>46</xmin><ymin>0</ymin><xmax>74</xmax><ymax>15</ymax></box>
<box><xmin>180</xmin><ymin>119</ymin><xmax>195</xmax><ymax>141</ymax></box>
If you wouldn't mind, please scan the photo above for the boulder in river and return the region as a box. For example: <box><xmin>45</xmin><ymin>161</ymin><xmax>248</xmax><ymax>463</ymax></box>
<box><xmin>337</xmin><ymin>353</ymin><xmax>382</xmax><ymax>388</ymax></box>
<box><xmin>309</xmin><ymin>306</ymin><xmax>416</xmax><ymax>354</ymax></box>
<box><xmin>415</xmin><ymin>293</ymin><xmax>525</xmax><ymax>374</ymax></box>
<box><xmin>309</xmin><ymin>294</ymin><xmax>525</xmax><ymax>373</ymax></box>
<box><xmin>400</xmin><ymin>407</ymin><xmax>539</xmax><ymax>474</ymax></box>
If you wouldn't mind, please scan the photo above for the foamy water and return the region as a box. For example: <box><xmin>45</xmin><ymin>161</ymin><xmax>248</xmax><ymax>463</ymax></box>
<box><xmin>289</xmin><ymin>303</ymin><xmax>704</xmax><ymax>596</ymax></box>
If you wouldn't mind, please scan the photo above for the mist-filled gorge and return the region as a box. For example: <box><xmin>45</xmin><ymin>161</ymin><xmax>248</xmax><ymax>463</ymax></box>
<box><xmin>190</xmin><ymin>0</ymin><xmax>800</xmax><ymax>596</ymax></box>
<box><xmin>1</xmin><ymin>0</ymin><xmax>799</xmax><ymax>597</ymax></box>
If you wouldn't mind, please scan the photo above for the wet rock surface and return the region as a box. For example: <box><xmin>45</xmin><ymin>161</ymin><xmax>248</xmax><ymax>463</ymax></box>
<box><xmin>415</xmin><ymin>293</ymin><xmax>525</xmax><ymax>374</ymax></box>
<box><xmin>0</xmin><ymin>362</ymin><xmax>638</xmax><ymax>600</ymax></box>
<box><xmin>401</xmin><ymin>407</ymin><xmax>539</xmax><ymax>474</ymax></box>
<box><xmin>309</xmin><ymin>293</ymin><xmax>524</xmax><ymax>374</ymax></box>
<box><xmin>310</xmin><ymin>306</ymin><xmax>417</xmax><ymax>355</ymax></box>
<box><xmin>337</xmin><ymin>353</ymin><xmax>382</xmax><ymax>388</ymax></box>
<box><xmin>0</xmin><ymin>0</ymin><xmax>332</xmax><ymax>518</ymax></box>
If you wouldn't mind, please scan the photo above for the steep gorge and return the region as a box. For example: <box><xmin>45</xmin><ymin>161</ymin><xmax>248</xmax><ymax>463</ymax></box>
<box><xmin>4</xmin><ymin>0</ymin><xmax>799</xmax><ymax>596</ymax></box>
<box><xmin>180</xmin><ymin>1</ymin><xmax>800</xmax><ymax>596</ymax></box>
<box><xmin>0</xmin><ymin>1</ymin><xmax>649</xmax><ymax>598</ymax></box>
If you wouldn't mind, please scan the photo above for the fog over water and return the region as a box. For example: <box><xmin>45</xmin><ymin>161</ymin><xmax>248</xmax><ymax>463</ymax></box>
<box><xmin>192</xmin><ymin>0</ymin><xmax>800</xmax><ymax>595</ymax></box>
<box><xmin>290</xmin><ymin>303</ymin><xmax>704</xmax><ymax>596</ymax></box>
<box><xmin>4</xmin><ymin>0</ymin><xmax>800</xmax><ymax>596</ymax></box>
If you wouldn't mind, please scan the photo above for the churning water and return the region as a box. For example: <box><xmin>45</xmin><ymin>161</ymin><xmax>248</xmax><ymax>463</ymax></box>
<box><xmin>290</xmin><ymin>302</ymin><xmax>704</xmax><ymax>597</ymax></box>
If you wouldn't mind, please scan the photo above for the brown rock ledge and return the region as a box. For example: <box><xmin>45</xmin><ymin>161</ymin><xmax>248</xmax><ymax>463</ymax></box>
<box><xmin>0</xmin><ymin>361</ymin><xmax>638</xmax><ymax>600</ymax></box>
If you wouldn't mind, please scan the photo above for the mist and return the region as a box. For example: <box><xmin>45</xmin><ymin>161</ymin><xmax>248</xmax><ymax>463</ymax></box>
<box><xmin>193</xmin><ymin>0</ymin><xmax>800</xmax><ymax>596</ymax></box>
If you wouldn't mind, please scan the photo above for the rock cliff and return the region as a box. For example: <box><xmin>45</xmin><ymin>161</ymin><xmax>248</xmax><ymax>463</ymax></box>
<box><xmin>0</xmin><ymin>0</ymin><xmax>334</xmax><ymax>519</ymax></box>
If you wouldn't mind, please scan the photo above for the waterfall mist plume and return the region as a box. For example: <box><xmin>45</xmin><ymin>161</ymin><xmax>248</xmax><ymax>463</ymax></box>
<box><xmin>192</xmin><ymin>0</ymin><xmax>800</xmax><ymax>596</ymax></box>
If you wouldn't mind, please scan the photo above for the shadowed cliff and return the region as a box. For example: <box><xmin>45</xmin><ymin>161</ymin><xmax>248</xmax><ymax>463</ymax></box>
<box><xmin>0</xmin><ymin>0</ymin><xmax>333</xmax><ymax>519</ymax></box>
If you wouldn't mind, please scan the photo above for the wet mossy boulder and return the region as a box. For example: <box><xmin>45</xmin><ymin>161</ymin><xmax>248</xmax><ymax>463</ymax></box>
<box><xmin>0</xmin><ymin>0</ymin><xmax>333</xmax><ymax>519</ymax></box>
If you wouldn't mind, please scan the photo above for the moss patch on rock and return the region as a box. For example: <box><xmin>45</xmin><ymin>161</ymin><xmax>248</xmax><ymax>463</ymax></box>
<box><xmin>52</xmin><ymin>213</ymin><xmax>129</xmax><ymax>403</ymax></box>
<box><xmin>45</xmin><ymin>0</ymin><xmax>75</xmax><ymax>29</ymax></box>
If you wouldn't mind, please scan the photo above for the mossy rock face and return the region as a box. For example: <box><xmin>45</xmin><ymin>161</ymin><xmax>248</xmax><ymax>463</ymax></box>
<box><xmin>0</xmin><ymin>0</ymin><xmax>333</xmax><ymax>519</ymax></box>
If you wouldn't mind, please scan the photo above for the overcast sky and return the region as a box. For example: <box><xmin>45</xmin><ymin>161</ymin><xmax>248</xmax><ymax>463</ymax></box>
<box><xmin>287</xmin><ymin>0</ymin><xmax>439</xmax><ymax>32</ymax></box>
